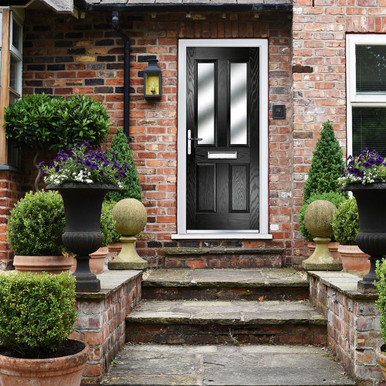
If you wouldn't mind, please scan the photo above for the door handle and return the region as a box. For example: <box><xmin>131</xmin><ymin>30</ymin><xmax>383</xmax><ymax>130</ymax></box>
<box><xmin>187</xmin><ymin>129</ymin><xmax>203</xmax><ymax>155</ymax></box>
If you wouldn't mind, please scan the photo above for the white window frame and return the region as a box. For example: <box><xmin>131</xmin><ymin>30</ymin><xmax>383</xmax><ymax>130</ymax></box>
<box><xmin>9</xmin><ymin>11</ymin><xmax>22</xmax><ymax>98</ymax></box>
<box><xmin>346</xmin><ymin>34</ymin><xmax>386</xmax><ymax>155</ymax></box>
<box><xmin>173</xmin><ymin>39</ymin><xmax>271</xmax><ymax>240</ymax></box>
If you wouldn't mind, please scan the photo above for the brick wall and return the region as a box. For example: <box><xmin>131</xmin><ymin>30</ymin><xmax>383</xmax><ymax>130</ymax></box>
<box><xmin>0</xmin><ymin>170</ymin><xmax>23</xmax><ymax>270</ymax></box>
<box><xmin>20</xmin><ymin>9</ymin><xmax>295</xmax><ymax>266</ymax></box>
<box><xmin>292</xmin><ymin>0</ymin><xmax>386</xmax><ymax>262</ymax></box>
<box><xmin>309</xmin><ymin>272</ymin><xmax>383</xmax><ymax>385</ymax></box>
<box><xmin>71</xmin><ymin>271</ymin><xmax>142</xmax><ymax>385</ymax></box>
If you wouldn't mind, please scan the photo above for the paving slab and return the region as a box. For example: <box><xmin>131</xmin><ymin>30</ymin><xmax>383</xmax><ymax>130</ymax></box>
<box><xmin>127</xmin><ymin>299</ymin><xmax>325</xmax><ymax>326</ymax></box>
<box><xmin>143</xmin><ymin>268</ymin><xmax>308</xmax><ymax>288</ymax></box>
<box><xmin>102</xmin><ymin>344</ymin><xmax>356</xmax><ymax>385</ymax></box>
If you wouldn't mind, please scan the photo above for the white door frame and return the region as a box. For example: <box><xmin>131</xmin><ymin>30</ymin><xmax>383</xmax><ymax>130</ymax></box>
<box><xmin>173</xmin><ymin>39</ymin><xmax>271</xmax><ymax>240</ymax></box>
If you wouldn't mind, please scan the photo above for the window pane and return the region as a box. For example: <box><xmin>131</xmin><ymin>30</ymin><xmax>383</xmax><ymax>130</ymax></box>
<box><xmin>230</xmin><ymin>62</ymin><xmax>248</xmax><ymax>145</ymax></box>
<box><xmin>197</xmin><ymin>62</ymin><xmax>215</xmax><ymax>145</ymax></box>
<box><xmin>356</xmin><ymin>45</ymin><xmax>386</xmax><ymax>94</ymax></box>
<box><xmin>12</xmin><ymin>18</ymin><xmax>22</xmax><ymax>52</ymax></box>
<box><xmin>353</xmin><ymin>107</ymin><xmax>386</xmax><ymax>156</ymax></box>
<box><xmin>10</xmin><ymin>54</ymin><xmax>21</xmax><ymax>92</ymax></box>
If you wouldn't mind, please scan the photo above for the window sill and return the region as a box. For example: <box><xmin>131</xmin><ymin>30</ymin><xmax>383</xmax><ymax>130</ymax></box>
<box><xmin>171</xmin><ymin>232</ymin><xmax>273</xmax><ymax>240</ymax></box>
<box><xmin>0</xmin><ymin>164</ymin><xmax>22</xmax><ymax>173</ymax></box>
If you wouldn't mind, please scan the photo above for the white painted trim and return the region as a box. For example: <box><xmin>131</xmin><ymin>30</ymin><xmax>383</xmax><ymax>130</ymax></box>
<box><xmin>346</xmin><ymin>34</ymin><xmax>386</xmax><ymax>156</ymax></box>
<box><xmin>177</xmin><ymin>38</ymin><xmax>269</xmax><ymax>237</ymax></box>
<box><xmin>172</xmin><ymin>233</ymin><xmax>273</xmax><ymax>240</ymax></box>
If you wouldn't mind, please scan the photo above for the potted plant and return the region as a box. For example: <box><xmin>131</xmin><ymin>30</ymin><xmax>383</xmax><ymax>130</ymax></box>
<box><xmin>332</xmin><ymin>198</ymin><xmax>370</xmax><ymax>275</ymax></box>
<box><xmin>375</xmin><ymin>259</ymin><xmax>386</xmax><ymax>378</ymax></box>
<box><xmin>88</xmin><ymin>200</ymin><xmax>121</xmax><ymax>274</ymax></box>
<box><xmin>6</xmin><ymin>190</ymin><xmax>73</xmax><ymax>273</ymax></box>
<box><xmin>0</xmin><ymin>271</ymin><xmax>88</xmax><ymax>385</ymax></box>
<box><xmin>339</xmin><ymin>148</ymin><xmax>386</xmax><ymax>292</ymax></box>
<box><xmin>299</xmin><ymin>191</ymin><xmax>347</xmax><ymax>261</ymax></box>
<box><xmin>303</xmin><ymin>120</ymin><xmax>348</xmax><ymax>202</ymax></box>
<box><xmin>4</xmin><ymin>93</ymin><xmax>110</xmax><ymax>191</ymax></box>
<box><xmin>105</xmin><ymin>127</ymin><xmax>142</xmax><ymax>203</ymax></box>
<box><xmin>40</xmin><ymin>141</ymin><xmax>128</xmax><ymax>292</ymax></box>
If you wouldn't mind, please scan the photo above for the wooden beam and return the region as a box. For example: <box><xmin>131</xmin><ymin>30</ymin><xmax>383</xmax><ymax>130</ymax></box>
<box><xmin>0</xmin><ymin>9</ymin><xmax>10</xmax><ymax>165</ymax></box>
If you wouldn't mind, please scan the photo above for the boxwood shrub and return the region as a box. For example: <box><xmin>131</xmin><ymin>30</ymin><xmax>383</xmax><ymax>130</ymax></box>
<box><xmin>100</xmin><ymin>200</ymin><xmax>121</xmax><ymax>246</ymax></box>
<box><xmin>7</xmin><ymin>191</ymin><xmax>65</xmax><ymax>256</ymax></box>
<box><xmin>332</xmin><ymin>198</ymin><xmax>359</xmax><ymax>245</ymax></box>
<box><xmin>376</xmin><ymin>259</ymin><xmax>386</xmax><ymax>341</ymax></box>
<box><xmin>0</xmin><ymin>272</ymin><xmax>77</xmax><ymax>357</ymax></box>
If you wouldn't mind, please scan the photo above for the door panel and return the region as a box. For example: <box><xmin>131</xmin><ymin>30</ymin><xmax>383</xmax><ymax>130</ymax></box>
<box><xmin>186</xmin><ymin>47</ymin><xmax>259</xmax><ymax>230</ymax></box>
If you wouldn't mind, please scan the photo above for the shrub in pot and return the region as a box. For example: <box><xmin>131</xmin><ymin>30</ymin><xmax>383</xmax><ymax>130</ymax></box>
<box><xmin>332</xmin><ymin>198</ymin><xmax>370</xmax><ymax>275</ymax></box>
<box><xmin>375</xmin><ymin>259</ymin><xmax>386</xmax><ymax>378</ymax></box>
<box><xmin>303</xmin><ymin>120</ymin><xmax>348</xmax><ymax>202</ymax></box>
<box><xmin>0</xmin><ymin>272</ymin><xmax>88</xmax><ymax>385</ymax></box>
<box><xmin>6</xmin><ymin>190</ymin><xmax>73</xmax><ymax>273</ymax></box>
<box><xmin>104</xmin><ymin>127</ymin><xmax>142</xmax><ymax>203</ymax></box>
<box><xmin>4</xmin><ymin>93</ymin><xmax>110</xmax><ymax>191</ymax></box>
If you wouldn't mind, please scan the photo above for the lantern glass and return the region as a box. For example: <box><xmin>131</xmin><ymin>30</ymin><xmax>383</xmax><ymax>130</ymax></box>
<box><xmin>145</xmin><ymin>73</ymin><xmax>160</xmax><ymax>96</ymax></box>
<box><xmin>144</xmin><ymin>59</ymin><xmax>162</xmax><ymax>99</ymax></box>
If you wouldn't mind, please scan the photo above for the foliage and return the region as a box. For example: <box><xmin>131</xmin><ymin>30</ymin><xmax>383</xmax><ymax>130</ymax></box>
<box><xmin>376</xmin><ymin>259</ymin><xmax>386</xmax><ymax>342</ymax></box>
<box><xmin>332</xmin><ymin>198</ymin><xmax>359</xmax><ymax>245</ymax></box>
<box><xmin>0</xmin><ymin>272</ymin><xmax>77</xmax><ymax>357</ymax></box>
<box><xmin>7</xmin><ymin>191</ymin><xmax>65</xmax><ymax>256</ymax></box>
<box><xmin>4</xmin><ymin>93</ymin><xmax>110</xmax><ymax>152</ymax></box>
<box><xmin>100</xmin><ymin>200</ymin><xmax>121</xmax><ymax>246</ymax></box>
<box><xmin>40</xmin><ymin>142</ymin><xmax>129</xmax><ymax>187</ymax></box>
<box><xmin>299</xmin><ymin>192</ymin><xmax>347</xmax><ymax>242</ymax></box>
<box><xmin>338</xmin><ymin>148</ymin><xmax>386</xmax><ymax>188</ymax></box>
<box><xmin>105</xmin><ymin>127</ymin><xmax>142</xmax><ymax>202</ymax></box>
<box><xmin>303</xmin><ymin>121</ymin><xmax>348</xmax><ymax>202</ymax></box>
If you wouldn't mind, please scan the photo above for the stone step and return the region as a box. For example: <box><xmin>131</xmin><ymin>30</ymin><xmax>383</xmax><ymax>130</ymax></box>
<box><xmin>142</xmin><ymin>268</ymin><xmax>309</xmax><ymax>301</ymax></box>
<box><xmin>162</xmin><ymin>247</ymin><xmax>284</xmax><ymax>269</ymax></box>
<box><xmin>102</xmin><ymin>344</ymin><xmax>355</xmax><ymax>385</ymax></box>
<box><xmin>126</xmin><ymin>299</ymin><xmax>327</xmax><ymax>345</ymax></box>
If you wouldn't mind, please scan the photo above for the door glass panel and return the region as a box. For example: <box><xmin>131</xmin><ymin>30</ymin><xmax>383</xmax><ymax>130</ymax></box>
<box><xmin>197</xmin><ymin>62</ymin><xmax>215</xmax><ymax>145</ymax></box>
<box><xmin>230</xmin><ymin>62</ymin><xmax>248</xmax><ymax>145</ymax></box>
<box><xmin>356</xmin><ymin>45</ymin><xmax>386</xmax><ymax>94</ymax></box>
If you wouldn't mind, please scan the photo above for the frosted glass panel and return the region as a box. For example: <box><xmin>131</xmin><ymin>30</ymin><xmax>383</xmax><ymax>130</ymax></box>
<box><xmin>230</xmin><ymin>62</ymin><xmax>248</xmax><ymax>145</ymax></box>
<box><xmin>197</xmin><ymin>63</ymin><xmax>215</xmax><ymax>145</ymax></box>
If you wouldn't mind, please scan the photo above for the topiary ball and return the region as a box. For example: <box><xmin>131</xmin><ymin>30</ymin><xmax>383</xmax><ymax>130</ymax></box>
<box><xmin>112</xmin><ymin>198</ymin><xmax>147</xmax><ymax>236</ymax></box>
<box><xmin>304</xmin><ymin>200</ymin><xmax>337</xmax><ymax>238</ymax></box>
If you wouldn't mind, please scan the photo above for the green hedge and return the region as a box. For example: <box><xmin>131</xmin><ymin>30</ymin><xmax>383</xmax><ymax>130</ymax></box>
<box><xmin>0</xmin><ymin>272</ymin><xmax>77</xmax><ymax>357</ymax></box>
<box><xmin>7</xmin><ymin>191</ymin><xmax>65</xmax><ymax>256</ymax></box>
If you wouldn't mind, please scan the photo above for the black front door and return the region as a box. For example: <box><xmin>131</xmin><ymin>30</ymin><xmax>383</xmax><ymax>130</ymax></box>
<box><xmin>186</xmin><ymin>47</ymin><xmax>260</xmax><ymax>230</ymax></box>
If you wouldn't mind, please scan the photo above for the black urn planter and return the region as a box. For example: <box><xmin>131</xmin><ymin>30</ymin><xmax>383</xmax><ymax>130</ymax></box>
<box><xmin>344</xmin><ymin>183</ymin><xmax>386</xmax><ymax>293</ymax></box>
<box><xmin>47</xmin><ymin>183</ymin><xmax>119</xmax><ymax>292</ymax></box>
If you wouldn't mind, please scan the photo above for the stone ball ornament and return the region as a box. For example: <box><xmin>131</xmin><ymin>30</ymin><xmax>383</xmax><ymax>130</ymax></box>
<box><xmin>112</xmin><ymin>198</ymin><xmax>147</xmax><ymax>237</ymax></box>
<box><xmin>108</xmin><ymin>198</ymin><xmax>148</xmax><ymax>270</ymax></box>
<box><xmin>302</xmin><ymin>199</ymin><xmax>342</xmax><ymax>271</ymax></box>
<box><xmin>304</xmin><ymin>200</ymin><xmax>337</xmax><ymax>238</ymax></box>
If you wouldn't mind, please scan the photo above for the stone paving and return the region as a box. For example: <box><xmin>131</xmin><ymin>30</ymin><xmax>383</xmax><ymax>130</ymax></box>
<box><xmin>102</xmin><ymin>344</ymin><xmax>356</xmax><ymax>385</ymax></box>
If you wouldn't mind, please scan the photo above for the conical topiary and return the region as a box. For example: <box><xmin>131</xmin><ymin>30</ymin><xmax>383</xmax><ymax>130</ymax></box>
<box><xmin>303</xmin><ymin>120</ymin><xmax>348</xmax><ymax>202</ymax></box>
<box><xmin>104</xmin><ymin>127</ymin><xmax>142</xmax><ymax>202</ymax></box>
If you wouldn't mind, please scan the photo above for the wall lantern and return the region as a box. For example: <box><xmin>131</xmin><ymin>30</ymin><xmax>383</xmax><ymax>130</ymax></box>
<box><xmin>143</xmin><ymin>59</ymin><xmax>162</xmax><ymax>99</ymax></box>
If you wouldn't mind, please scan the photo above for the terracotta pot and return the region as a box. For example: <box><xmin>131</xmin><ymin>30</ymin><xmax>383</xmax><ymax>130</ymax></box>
<box><xmin>307</xmin><ymin>241</ymin><xmax>341</xmax><ymax>263</ymax></box>
<box><xmin>376</xmin><ymin>344</ymin><xmax>386</xmax><ymax>379</ymax></box>
<box><xmin>108</xmin><ymin>242</ymin><xmax>122</xmax><ymax>256</ymax></box>
<box><xmin>0</xmin><ymin>339</ymin><xmax>88</xmax><ymax>385</ymax></box>
<box><xmin>89</xmin><ymin>246</ymin><xmax>109</xmax><ymax>274</ymax></box>
<box><xmin>13</xmin><ymin>255</ymin><xmax>74</xmax><ymax>274</ymax></box>
<box><xmin>338</xmin><ymin>244</ymin><xmax>370</xmax><ymax>276</ymax></box>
